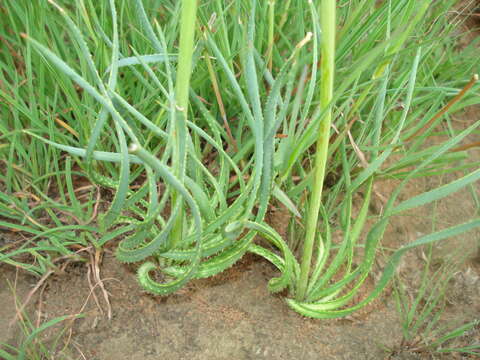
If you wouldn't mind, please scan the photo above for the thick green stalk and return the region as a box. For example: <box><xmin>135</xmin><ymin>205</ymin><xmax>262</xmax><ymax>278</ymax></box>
<box><xmin>267</xmin><ymin>0</ymin><xmax>275</xmax><ymax>71</ymax></box>
<box><xmin>171</xmin><ymin>0</ymin><xmax>199</xmax><ymax>248</ymax></box>
<box><xmin>296</xmin><ymin>0</ymin><xmax>336</xmax><ymax>301</ymax></box>
<box><xmin>175</xmin><ymin>0</ymin><xmax>198</xmax><ymax>112</ymax></box>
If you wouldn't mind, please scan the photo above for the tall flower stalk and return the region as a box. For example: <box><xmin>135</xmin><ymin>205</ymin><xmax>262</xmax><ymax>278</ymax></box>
<box><xmin>297</xmin><ymin>0</ymin><xmax>336</xmax><ymax>301</ymax></box>
<box><xmin>171</xmin><ymin>0</ymin><xmax>199</xmax><ymax>248</ymax></box>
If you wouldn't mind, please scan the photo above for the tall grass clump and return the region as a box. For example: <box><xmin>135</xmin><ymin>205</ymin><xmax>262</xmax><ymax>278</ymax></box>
<box><xmin>1</xmin><ymin>0</ymin><xmax>479</xmax><ymax>318</ymax></box>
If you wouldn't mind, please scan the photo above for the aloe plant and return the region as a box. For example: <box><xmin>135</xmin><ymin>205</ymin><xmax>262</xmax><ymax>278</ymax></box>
<box><xmin>242</xmin><ymin>0</ymin><xmax>480</xmax><ymax>317</ymax></box>
<box><xmin>1</xmin><ymin>0</ymin><xmax>480</xmax><ymax>320</ymax></box>
<box><xmin>16</xmin><ymin>0</ymin><xmax>278</xmax><ymax>295</ymax></box>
